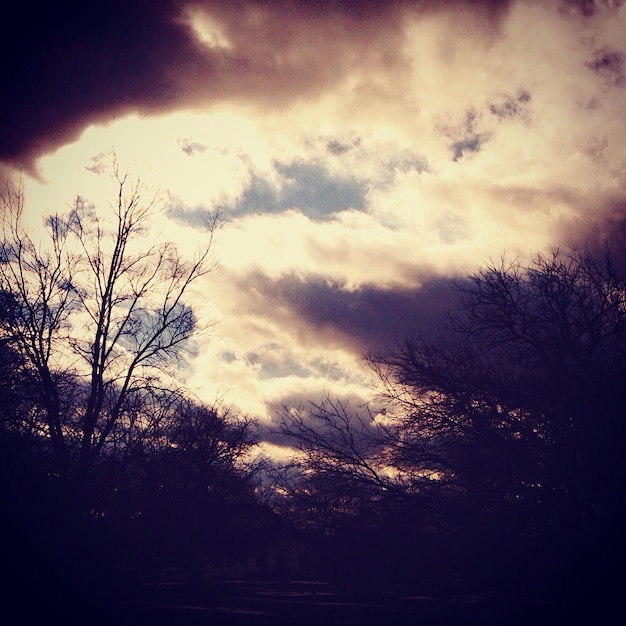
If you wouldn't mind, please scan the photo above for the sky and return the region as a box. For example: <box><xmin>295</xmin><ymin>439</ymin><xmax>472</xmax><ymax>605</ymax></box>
<box><xmin>2</xmin><ymin>0</ymin><xmax>626</xmax><ymax>429</ymax></box>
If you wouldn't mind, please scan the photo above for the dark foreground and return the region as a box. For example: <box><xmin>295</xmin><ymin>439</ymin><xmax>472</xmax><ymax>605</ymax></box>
<box><xmin>45</xmin><ymin>578</ymin><xmax>612</xmax><ymax>626</ymax></box>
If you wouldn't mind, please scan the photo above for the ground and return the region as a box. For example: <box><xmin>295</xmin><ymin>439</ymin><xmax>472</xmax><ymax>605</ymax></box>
<box><xmin>104</xmin><ymin>579</ymin><xmax>581</xmax><ymax>626</ymax></box>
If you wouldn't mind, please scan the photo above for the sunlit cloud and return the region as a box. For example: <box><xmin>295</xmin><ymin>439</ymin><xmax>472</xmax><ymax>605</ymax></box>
<box><xmin>6</xmin><ymin>0</ymin><xmax>626</xmax><ymax>423</ymax></box>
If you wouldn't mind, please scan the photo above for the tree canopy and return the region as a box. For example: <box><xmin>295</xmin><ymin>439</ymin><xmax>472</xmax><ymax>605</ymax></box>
<box><xmin>275</xmin><ymin>248</ymin><xmax>626</xmax><ymax>589</ymax></box>
<box><xmin>1</xmin><ymin>165</ymin><xmax>218</xmax><ymax>482</ymax></box>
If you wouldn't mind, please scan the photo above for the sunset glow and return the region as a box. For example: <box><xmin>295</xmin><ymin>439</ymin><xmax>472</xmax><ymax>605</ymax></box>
<box><xmin>4</xmin><ymin>0</ymin><xmax>626</xmax><ymax>421</ymax></box>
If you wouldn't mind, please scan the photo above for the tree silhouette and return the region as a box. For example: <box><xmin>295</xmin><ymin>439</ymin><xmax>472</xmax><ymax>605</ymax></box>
<box><xmin>0</xmin><ymin>163</ymin><xmax>218</xmax><ymax>484</ymax></box>
<box><xmin>0</xmin><ymin>165</ymin><xmax>264</xmax><ymax>616</ymax></box>
<box><xmin>277</xmin><ymin>248</ymin><xmax>626</xmax><ymax>591</ymax></box>
<box><xmin>272</xmin><ymin>397</ymin><xmax>411</xmax><ymax>534</ymax></box>
<box><xmin>370</xmin><ymin>250</ymin><xmax>626</xmax><ymax>526</ymax></box>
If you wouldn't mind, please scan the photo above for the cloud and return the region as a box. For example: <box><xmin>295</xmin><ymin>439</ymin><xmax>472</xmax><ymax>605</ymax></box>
<box><xmin>558</xmin><ymin>0</ymin><xmax>625</xmax><ymax>17</ymax></box>
<box><xmin>488</xmin><ymin>90</ymin><xmax>532</xmax><ymax>121</ymax></box>
<box><xmin>2</xmin><ymin>1</ymin><xmax>200</xmax><ymax>171</ymax></box>
<box><xmin>7</xmin><ymin>0</ymin><xmax>626</xmax><ymax>424</ymax></box>
<box><xmin>169</xmin><ymin>158</ymin><xmax>367</xmax><ymax>223</ymax></box>
<box><xmin>554</xmin><ymin>189</ymin><xmax>626</xmax><ymax>266</ymax></box>
<box><xmin>244</xmin><ymin>344</ymin><xmax>312</xmax><ymax>381</ymax></box>
<box><xmin>450</xmin><ymin>134</ymin><xmax>489</xmax><ymax>162</ymax></box>
<box><xmin>167</xmin><ymin>203</ymin><xmax>215</xmax><ymax>229</ymax></box>
<box><xmin>253</xmin><ymin>160</ymin><xmax>366</xmax><ymax>219</ymax></box>
<box><xmin>232</xmin><ymin>270</ymin><xmax>467</xmax><ymax>354</ymax></box>
<box><xmin>326</xmin><ymin>138</ymin><xmax>359</xmax><ymax>155</ymax></box>
<box><xmin>440</xmin><ymin>109</ymin><xmax>487</xmax><ymax>162</ymax></box>
<box><xmin>181</xmin><ymin>139</ymin><xmax>208</xmax><ymax>155</ymax></box>
<box><xmin>184</xmin><ymin>281</ymin><xmax>374</xmax><ymax>419</ymax></box>
<box><xmin>442</xmin><ymin>93</ymin><xmax>532</xmax><ymax>161</ymax></box>
<box><xmin>1</xmin><ymin>0</ymin><xmax>517</xmax><ymax>171</ymax></box>
<box><xmin>586</xmin><ymin>46</ymin><xmax>626</xmax><ymax>87</ymax></box>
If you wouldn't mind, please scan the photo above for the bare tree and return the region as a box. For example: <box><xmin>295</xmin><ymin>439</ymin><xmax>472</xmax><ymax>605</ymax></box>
<box><xmin>0</xmin><ymin>163</ymin><xmax>218</xmax><ymax>483</ymax></box>
<box><xmin>272</xmin><ymin>249</ymin><xmax>626</xmax><ymax>589</ymax></box>
<box><xmin>368</xmin><ymin>248</ymin><xmax>626</xmax><ymax>534</ymax></box>
<box><xmin>270</xmin><ymin>396</ymin><xmax>428</xmax><ymax>534</ymax></box>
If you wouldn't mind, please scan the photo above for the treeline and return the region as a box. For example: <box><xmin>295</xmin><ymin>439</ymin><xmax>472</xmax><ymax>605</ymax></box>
<box><xmin>2</xmin><ymin>168</ymin><xmax>626</xmax><ymax>617</ymax></box>
<box><xmin>0</xmin><ymin>169</ymin><xmax>262</xmax><ymax>620</ymax></box>
<box><xmin>270</xmin><ymin>248</ymin><xmax>626</xmax><ymax>600</ymax></box>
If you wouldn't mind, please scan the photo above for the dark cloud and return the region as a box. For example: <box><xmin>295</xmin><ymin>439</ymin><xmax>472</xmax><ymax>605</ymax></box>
<box><xmin>221</xmin><ymin>350</ymin><xmax>237</xmax><ymax>363</ymax></box>
<box><xmin>238</xmin><ymin>270</ymin><xmax>467</xmax><ymax>353</ymax></box>
<box><xmin>442</xmin><ymin>109</ymin><xmax>491</xmax><ymax>162</ymax></box>
<box><xmin>325</xmin><ymin>137</ymin><xmax>428</xmax><ymax>183</ymax></box>
<box><xmin>450</xmin><ymin>135</ymin><xmax>488</xmax><ymax>161</ymax></box>
<box><xmin>326</xmin><ymin>139</ymin><xmax>355</xmax><ymax>155</ymax></box>
<box><xmin>488</xmin><ymin>90</ymin><xmax>531</xmax><ymax>121</ymax></box>
<box><xmin>260</xmin><ymin>387</ymin><xmax>374</xmax><ymax>446</ymax></box>
<box><xmin>385</xmin><ymin>151</ymin><xmax>430</xmax><ymax>176</ymax></box>
<box><xmin>227</xmin><ymin>160</ymin><xmax>367</xmax><ymax>221</ymax></box>
<box><xmin>445</xmin><ymin>91</ymin><xmax>532</xmax><ymax>161</ymax></box>
<box><xmin>277</xmin><ymin>161</ymin><xmax>366</xmax><ymax>216</ymax></box>
<box><xmin>229</xmin><ymin>173</ymin><xmax>280</xmax><ymax>217</ymax></box>
<box><xmin>166</xmin><ymin>203</ymin><xmax>215</xmax><ymax>228</ymax></box>
<box><xmin>2</xmin><ymin>1</ymin><xmax>197</xmax><ymax>172</ymax></box>
<box><xmin>246</xmin><ymin>347</ymin><xmax>358</xmax><ymax>385</ymax></box>
<box><xmin>166</xmin><ymin>157</ymin><xmax>367</xmax><ymax>225</ymax></box>
<box><xmin>309</xmin><ymin>356</ymin><xmax>352</xmax><ymax>382</ymax></box>
<box><xmin>265</xmin><ymin>389</ymin><xmax>377</xmax><ymax>440</ymax></box>
<box><xmin>558</xmin><ymin>0</ymin><xmax>625</xmax><ymax>17</ymax></box>
<box><xmin>181</xmin><ymin>140</ymin><xmax>208</xmax><ymax>155</ymax></box>
<box><xmin>84</xmin><ymin>153</ymin><xmax>110</xmax><ymax>175</ymax></box>
<box><xmin>586</xmin><ymin>47</ymin><xmax>626</xmax><ymax>88</ymax></box>
<box><xmin>555</xmin><ymin>192</ymin><xmax>626</xmax><ymax>273</ymax></box>
<box><xmin>245</xmin><ymin>346</ymin><xmax>312</xmax><ymax>380</ymax></box>
<box><xmin>239</xmin><ymin>345</ymin><xmax>359</xmax><ymax>396</ymax></box>
<box><xmin>1</xmin><ymin>0</ymin><xmax>515</xmax><ymax>171</ymax></box>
